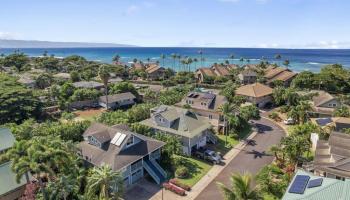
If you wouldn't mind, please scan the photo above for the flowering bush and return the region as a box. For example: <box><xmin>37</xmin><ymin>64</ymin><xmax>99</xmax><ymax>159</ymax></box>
<box><xmin>163</xmin><ymin>182</ymin><xmax>186</xmax><ymax>196</ymax></box>
<box><xmin>169</xmin><ymin>178</ymin><xmax>191</xmax><ymax>191</ymax></box>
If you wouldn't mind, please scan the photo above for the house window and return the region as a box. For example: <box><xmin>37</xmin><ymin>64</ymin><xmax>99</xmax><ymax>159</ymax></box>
<box><xmin>209</xmin><ymin>114</ymin><xmax>213</xmax><ymax>119</ymax></box>
<box><xmin>159</xmin><ymin>118</ymin><xmax>163</xmax><ymax>122</ymax></box>
<box><xmin>127</xmin><ymin>136</ymin><xmax>133</xmax><ymax>146</ymax></box>
<box><xmin>328</xmin><ymin>103</ymin><xmax>337</xmax><ymax>107</ymax></box>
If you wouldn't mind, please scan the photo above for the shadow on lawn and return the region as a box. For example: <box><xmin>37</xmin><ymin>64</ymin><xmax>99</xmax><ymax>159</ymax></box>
<box><xmin>181</xmin><ymin>157</ymin><xmax>209</xmax><ymax>179</ymax></box>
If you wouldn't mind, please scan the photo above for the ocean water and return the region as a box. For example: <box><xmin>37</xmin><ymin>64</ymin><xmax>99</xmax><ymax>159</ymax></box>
<box><xmin>1</xmin><ymin>47</ymin><xmax>350</xmax><ymax>72</ymax></box>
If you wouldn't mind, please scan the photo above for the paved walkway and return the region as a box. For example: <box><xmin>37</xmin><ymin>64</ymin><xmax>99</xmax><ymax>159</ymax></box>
<box><xmin>194</xmin><ymin>117</ymin><xmax>286</xmax><ymax>200</ymax></box>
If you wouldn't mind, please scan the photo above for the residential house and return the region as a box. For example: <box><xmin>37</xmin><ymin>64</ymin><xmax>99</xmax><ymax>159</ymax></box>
<box><xmin>53</xmin><ymin>72</ymin><xmax>71</xmax><ymax>80</ymax></box>
<box><xmin>333</xmin><ymin>117</ymin><xmax>350</xmax><ymax>132</ymax></box>
<box><xmin>176</xmin><ymin>91</ymin><xmax>228</xmax><ymax>132</ymax></box>
<box><xmin>282</xmin><ymin>170</ymin><xmax>350</xmax><ymax>200</ymax></box>
<box><xmin>17</xmin><ymin>75</ymin><xmax>35</xmax><ymax>88</ymax></box>
<box><xmin>314</xmin><ymin>131</ymin><xmax>350</xmax><ymax>179</ymax></box>
<box><xmin>0</xmin><ymin>128</ymin><xmax>28</xmax><ymax>200</ymax></box>
<box><xmin>310</xmin><ymin>90</ymin><xmax>341</xmax><ymax>117</ymax></box>
<box><xmin>196</xmin><ymin>68</ymin><xmax>217</xmax><ymax>83</ymax></box>
<box><xmin>78</xmin><ymin>123</ymin><xmax>166</xmax><ymax>186</ymax></box>
<box><xmin>140</xmin><ymin>105</ymin><xmax>216</xmax><ymax>155</ymax></box>
<box><xmin>72</xmin><ymin>81</ymin><xmax>104</xmax><ymax>90</ymax></box>
<box><xmin>264</xmin><ymin>66</ymin><xmax>297</xmax><ymax>87</ymax></box>
<box><xmin>238</xmin><ymin>68</ymin><xmax>257</xmax><ymax>84</ymax></box>
<box><xmin>145</xmin><ymin>64</ymin><xmax>166</xmax><ymax>81</ymax></box>
<box><xmin>98</xmin><ymin>92</ymin><xmax>136</xmax><ymax>109</ymax></box>
<box><xmin>235</xmin><ymin>83</ymin><xmax>273</xmax><ymax>108</ymax></box>
<box><xmin>196</xmin><ymin>65</ymin><xmax>233</xmax><ymax>83</ymax></box>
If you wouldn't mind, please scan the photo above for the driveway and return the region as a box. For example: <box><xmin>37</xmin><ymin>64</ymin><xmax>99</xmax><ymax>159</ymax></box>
<box><xmin>195</xmin><ymin>117</ymin><xmax>286</xmax><ymax>200</ymax></box>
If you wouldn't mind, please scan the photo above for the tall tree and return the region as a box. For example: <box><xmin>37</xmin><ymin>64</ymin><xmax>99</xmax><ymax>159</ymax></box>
<box><xmin>217</xmin><ymin>173</ymin><xmax>261</xmax><ymax>200</ymax></box>
<box><xmin>229</xmin><ymin>54</ymin><xmax>235</xmax><ymax>64</ymax></box>
<box><xmin>219</xmin><ymin>103</ymin><xmax>234</xmax><ymax>147</ymax></box>
<box><xmin>112</xmin><ymin>54</ymin><xmax>121</xmax><ymax>64</ymax></box>
<box><xmin>86</xmin><ymin>164</ymin><xmax>124</xmax><ymax>199</ymax></box>
<box><xmin>99</xmin><ymin>65</ymin><xmax>111</xmax><ymax>110</ymax></box>
<box><xmin>160</xmin><ymin>54</ymin><xmax>166</xmax><ymax>67</ymax></box>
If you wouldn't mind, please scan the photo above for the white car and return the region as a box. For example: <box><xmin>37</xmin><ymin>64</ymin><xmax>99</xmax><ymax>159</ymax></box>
<box><xmin>283</xmin><ymin>118</ymin><xmax>295</xmax><ymax>125</ymax></box>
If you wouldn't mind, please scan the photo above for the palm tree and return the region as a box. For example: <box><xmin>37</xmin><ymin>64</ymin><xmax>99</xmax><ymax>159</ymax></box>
<box><xmin>219</xmin><ymin>103</ymin><xmax>233</xmax><ymax>147</ymax></box>
<box><xmin>160</xmin><ymin>54</ymin><xmax>166</xmax><ymax>67</ymax></box>
<box><xmin>86</xmin><ymin>164</ymin><xmax>124</xmax><ymax>199</ymax></box>
<box><xmin>193</xmin><ymin>58</ymin><xmax>198</xmax><ymax>70</ymax></box>
<box><xmin>112</xmin><ymin>54</ymin><xmax>121</xmax><ymax>64</ymax></box>
<box><xmin>186</xmin><ymin>57</ymin><xmax>193</xmax><ymax>72</ymax></box>
<box><xmin>177</xmin><ymin>55</ymin><xmax>182</xmax><ymax>71</ymax></box>
<box><xmin>283</xmin><ymin>59</ymin><xmax>290</xmax><ymax>67</ymax></box>
<box><xmin>147</xmin><ymin>57</ymin><xmax>151</xmax><ymax>64</ymax></box>
<box><xmin>229</xmin><ymin>54</ymin><xmax>235</xmax><ymax>64</ymax></box>
<box><xmin>217</xmin><ymin>173</ymin><xmax>260</xmax><ymax>200</ymax></box>
<box><xmin>171</xmin><ymin>53</ymin><xmax>177</xmax><ymax>71</ymax></box>
<box><xmin>99</xmin><ymin>65</ymin><xmax>111</xmax><ymax>110</ymax></box>
<box><xmin>275</xmin><ymin>54</ymin><xmax>282</xmax><ymax>60</ymax></box>
<box><xmin>0</xmin><ymin>140</ymin><xmax>31</xmax><ymax>184</ymax></box>
<box><xmin>198</xmin><ymin>49</ymin><xmax>203</xmax><ymax>66</ymax></box>
<box><xmin>239</xmin><ymin>57</ymin><xmax>244</xmax><ymax>66</ymax></box>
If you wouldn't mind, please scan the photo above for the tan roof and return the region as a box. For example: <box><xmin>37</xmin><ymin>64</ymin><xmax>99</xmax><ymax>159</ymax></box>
<box><xmin>312</xmin><ymin>91</ymin><xmax>336</xmax><ymax>107</ymax></box>
<box><xmin>264</xmin><ymin>66</ymin><xmax>288</xmax><ymax>79</ymax></box>
<box><xmin>211</xmin><ymin>65</ymin><xmax>230</xmax><ymax>76</ymax></box>
<box><xmin>236</xmin><ymin>83</ymin><xmax>273</xmax><ymax>98</ymax></box>
<box><xmin>145</xmin><ymin>65</ymin><xmax>164</xmax><ymax>74</ymax></box>
<box><xmin>269</xmin><ymin>70</ymin><xmax>297</xmax><ymax>82</ymax></box>
<box><xmin>132</xmin><ymin>63</ymin><xmax>145</xmax><ymax>70</ymax></box>
<box><xmin>334</xmin><ymin>117</ymin><xmax>350</xmax><ymax>124</ymax></box>
<box><xmin>197</xmin><ymin>68</ymin><xmax>216</xmax><ymax>77</ymax></box>
<box><xmin>227</xmin><ymin>64</ymin><xmax>239</xmax><ymax>70</ymax></box>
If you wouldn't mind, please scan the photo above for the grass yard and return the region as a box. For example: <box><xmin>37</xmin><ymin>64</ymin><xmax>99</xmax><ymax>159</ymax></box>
<box><xmin>213</xmin><ymin>123</ymin><xmax>253</xmax><ymax>155</ymax></box>
<box><xmin>176</xmin><ymin>156</ymin><xmax>212</xmax><ymax>187</ymax></box>
<box><xmin>73</xmin><ymin>108</ymin><xmax>105</xmax><ymax>121</ymax></box>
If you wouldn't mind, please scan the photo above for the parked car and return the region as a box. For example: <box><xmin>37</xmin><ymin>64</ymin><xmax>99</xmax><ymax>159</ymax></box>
<box><xmin>283</xmin><ymin>118</ymin><xmax>295</xmax><ymax>125</ymax></box>
<box><xmin>194</xmin><ymin>148</ymin><xmax>222</xmax><ymax>164</ymax></box>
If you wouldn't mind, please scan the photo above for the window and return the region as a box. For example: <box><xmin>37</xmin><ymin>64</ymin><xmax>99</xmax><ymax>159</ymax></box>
<box><xmin>126</xmin><ymin>136</ymin><xmax>133</xmax><ymax>146</ymax></box>
<box><xmin>209</xmin><ymin>114</ymin><xmax>213</xmax><ymax>119</ymax></box>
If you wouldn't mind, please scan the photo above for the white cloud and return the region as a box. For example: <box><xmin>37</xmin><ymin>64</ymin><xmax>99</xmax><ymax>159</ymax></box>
<box><xmin>0</xmin><ymin>32</ymin><xmax>16</xmax><ymax>39</ymax></box>
<box><xmin>125</xmin><ymin>5</ymin><xmax>140</xmax><ymax>15</ymax></box>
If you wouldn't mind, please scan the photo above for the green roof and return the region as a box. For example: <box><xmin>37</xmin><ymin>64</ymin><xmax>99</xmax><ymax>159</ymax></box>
<box><xmin>282</xmin><ymin>170</ymin><xmax>350</xmax><ymax>200</ymax></box>
<box><xmin>0</xmin><ymin>162</ymin><xmax>27</xmax><ymax>196</ymax></box>
<box><xmin>0</xmin><ymin>128</ymin><xmax>15</xmax><ymax>152</ymax></box>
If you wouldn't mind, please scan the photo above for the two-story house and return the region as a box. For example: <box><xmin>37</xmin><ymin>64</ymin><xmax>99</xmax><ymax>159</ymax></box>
<box><xmin>264</xmin><ymin>66</ymin><xmax>297</xmax><ymax>87</ymax></box>
<box><xmin>310</xmin><ymin>90</ymin><xmax>341</xmax><ymax>117</ymax></box>
<box><xmin>176</xmin><ymin>91</ymin><xmax>228</xmax><ymax>133</ymax></box>
<box><xmin>98</xmin><ymin>92</ymin><xmax>137</xmax><ymax>110</ymax></box>
<box><xmin>236</xmin><ymin>83</ymin><xmax>273</xmax><ymax>108</ymax></box>
<box><xmin>78</xmin><ymin>123</ymin><xmax>167</xmax><ymax>186</ymax></box>
<box><xmin>140</xmin><ymin>105</ymin><xmax>216</xmax><ymax>155</ymax></box>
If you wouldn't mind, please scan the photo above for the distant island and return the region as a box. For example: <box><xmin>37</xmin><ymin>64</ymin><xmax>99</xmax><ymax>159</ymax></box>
<box><xmin>0</xmin><ymin>39</ymin><xmax>137</xmax><ymax>48</ymax></box>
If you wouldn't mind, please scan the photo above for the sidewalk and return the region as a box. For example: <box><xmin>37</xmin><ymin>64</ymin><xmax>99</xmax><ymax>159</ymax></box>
<box><xmin>150</xmin><ymin>131</ymin><xmax>258</xmax><ymax>200</ymax></box>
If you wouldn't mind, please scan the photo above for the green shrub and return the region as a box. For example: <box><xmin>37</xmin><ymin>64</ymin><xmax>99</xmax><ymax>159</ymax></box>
<box><xmin>279</xmin><ymin>106</ymin><xmax>289</xmax><ymax>113</ymax></box>
<box><xmin>175</xmin><ymin>166</ymin><xmax>189</xmax><ymax>178</ymax></box>
<box><xmin>268</xmin><ymin>112</ymin><xmax>280</xmax><ymax>121</ymax></box>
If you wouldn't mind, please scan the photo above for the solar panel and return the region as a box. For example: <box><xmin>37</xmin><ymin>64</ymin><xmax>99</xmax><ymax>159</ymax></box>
<box><xmin>315</xmin><ymin>118</ymin><xmax>332</xmax><ymax>126</ymax></box>
<box><xmin>111</xmin><ymin>132</ymin><xmax>122</xmax><ymax>144</ymax></box>
<box><xmin>202</xmin><ymin>93</ymin><xmax>215</xmax><ymax>99</ymax></box>
<box><xmin>115</xmin><ymin>134</ymin><xmax>126</xmax><ymax>146</ymax></box>
<box><xmin>307</xmin><ymin>178</ymin><xmax>323</xmax><ymax>188</ymax></box>
<box><xmin>288</xmin><ymin>175</ymin><xmax>310</xmax><ymax>194</ymax></box>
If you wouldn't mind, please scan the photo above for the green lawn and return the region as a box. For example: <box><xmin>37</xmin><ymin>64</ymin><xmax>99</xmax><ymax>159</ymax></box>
<box><xmin>177</xmin><ymin>156</ymin><xmax>212</xmax><ymax>187</ymax></box>
<box><xmin>214</xmin><ymin>124</ymin><xmax>253</xmax><ymax>155</ymax></box>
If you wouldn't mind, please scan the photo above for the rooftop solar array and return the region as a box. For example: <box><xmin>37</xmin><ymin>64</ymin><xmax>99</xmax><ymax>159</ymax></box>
<box><xmin>315</xmin><ymin>118</ymin><xmax>333</xmax><ymax>126</ymax></box>
<box><xmin>202</xmin><ymin>93</ymin><xmax>216</xmax><ymax>99</ymax></box>
<box><xmin>288</xmin><ymin>175</ymin><xmax>310</xmax><ymax>194</ymax></box>
<box><xmin>110</xmin><ymin>132</ymin><xmax>126</xmax><ymax>146</ymax></box>
<box><xmin>307</xmin><ymin>178</ymin><xmax>323</xmax><ymax>188</ymax></box>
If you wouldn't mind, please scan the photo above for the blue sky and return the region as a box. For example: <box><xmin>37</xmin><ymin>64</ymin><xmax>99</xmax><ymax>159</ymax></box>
<box><xmin>1</xmin><ymin>0</ymin><xmax>350</xmax><ymax>48</ymax></box>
